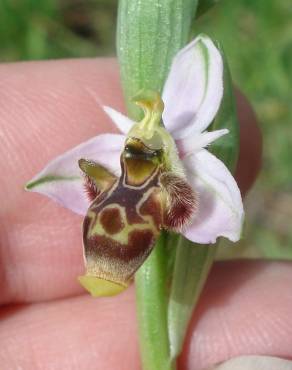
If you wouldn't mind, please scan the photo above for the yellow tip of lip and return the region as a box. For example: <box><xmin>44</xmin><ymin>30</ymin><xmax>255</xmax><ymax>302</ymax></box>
<box><xmin>78</xmin><ymin>275</ymin><xmax>128</xmax><ymax>297</ymax></box>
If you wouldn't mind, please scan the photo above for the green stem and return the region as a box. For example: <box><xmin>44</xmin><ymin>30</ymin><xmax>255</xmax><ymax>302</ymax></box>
<box><xmin>117</xmin><ymin>1</ymin><xmax>199</xmax><ymax>370</ymax></box>
<box><xmin>136</xmin><ymin>233</ymin><xmax>175</xmax><ymax>370</ymax></box>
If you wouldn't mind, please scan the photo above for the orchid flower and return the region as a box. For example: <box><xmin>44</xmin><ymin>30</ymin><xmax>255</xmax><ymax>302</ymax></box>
<box><xmin>26</xmin><ymin>35</ymin><xmax>244</xmax><ymax>297</ymax></box>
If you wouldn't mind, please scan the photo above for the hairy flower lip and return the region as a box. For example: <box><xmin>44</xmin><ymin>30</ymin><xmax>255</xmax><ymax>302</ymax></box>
<box><xmin>26</xmin><ymin>34</ymin><xmax>244</xmax><ymax>245</ymax></box>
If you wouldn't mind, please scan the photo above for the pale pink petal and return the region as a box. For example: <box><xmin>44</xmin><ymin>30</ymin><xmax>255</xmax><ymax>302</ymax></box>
<box><xmin>103</xmin><ymin>106</ymin><xmax>135</xmax><ymax>134</ymax></box>
<box><xmin>162</xmin><ymin>34</ymin><xmax>223</xmax><ymax>139</ymax></box>
<box><xmin>182</xmin><ymin>149</ymin><xmax>244</xmax><ymax>244</ymax></box>
<box><xmin>208</xmin><ymin>356</ymin><xmax>292</xmax><ymax>370</ymax></box>
<box><xmin>26</xmin><ymin>134</ymin><xmax>125</xmax><ymax>215</ymax></box>
<box><xmin>176</xmin><ymin>129</ymin><xmax>229</xmax><ymax>158</ymax></box>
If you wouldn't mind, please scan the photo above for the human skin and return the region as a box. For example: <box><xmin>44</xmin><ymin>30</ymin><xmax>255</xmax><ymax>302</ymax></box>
<box><xmin>0</xmin><ymin>58</ymin><xmax>291</xmax><ymax>370</ymax></box>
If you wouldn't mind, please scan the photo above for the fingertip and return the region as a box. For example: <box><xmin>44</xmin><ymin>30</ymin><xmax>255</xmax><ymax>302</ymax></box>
<box><xmin>179</xmin><ymin>261</ymin><xmax>292</xmax><ymax>370</ymax></box>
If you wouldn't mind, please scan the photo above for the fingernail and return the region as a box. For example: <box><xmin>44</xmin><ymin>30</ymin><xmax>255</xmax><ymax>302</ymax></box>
<box><xmin>205</xmin><ymin>355</ymin><xmax>292</xmax><ymax>370</ymax></box>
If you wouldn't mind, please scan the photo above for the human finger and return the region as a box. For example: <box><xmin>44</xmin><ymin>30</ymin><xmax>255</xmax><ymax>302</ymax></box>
<box><xmin>0</xmin><ymin>262</ymin><xmax>291</xmax><ymax>369</ymax></box>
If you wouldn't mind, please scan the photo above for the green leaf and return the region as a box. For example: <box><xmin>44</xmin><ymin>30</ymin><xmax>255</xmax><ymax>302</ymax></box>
<box><xmin>168</xmin><ymin>239</ymin><xmax>216</xmax><ymax>359</ymax></box>
<box><xmin>167</xmin><ymin>46</ymin><xmax>240</xmax><ymax>359</ymax></box>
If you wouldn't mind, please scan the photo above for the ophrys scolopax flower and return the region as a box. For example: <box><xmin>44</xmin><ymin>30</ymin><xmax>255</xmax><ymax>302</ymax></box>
<box><xmin>26</xmin><ymin>35</ymin><xmax>244</xmax><ymax>296</ymax></box>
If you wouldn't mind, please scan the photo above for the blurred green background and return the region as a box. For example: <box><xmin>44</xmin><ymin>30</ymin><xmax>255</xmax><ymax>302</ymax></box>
<box><xmin>0</xmin><ymin>0</ymin><xmax>291</xmax><ymax>259</ymax></box>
